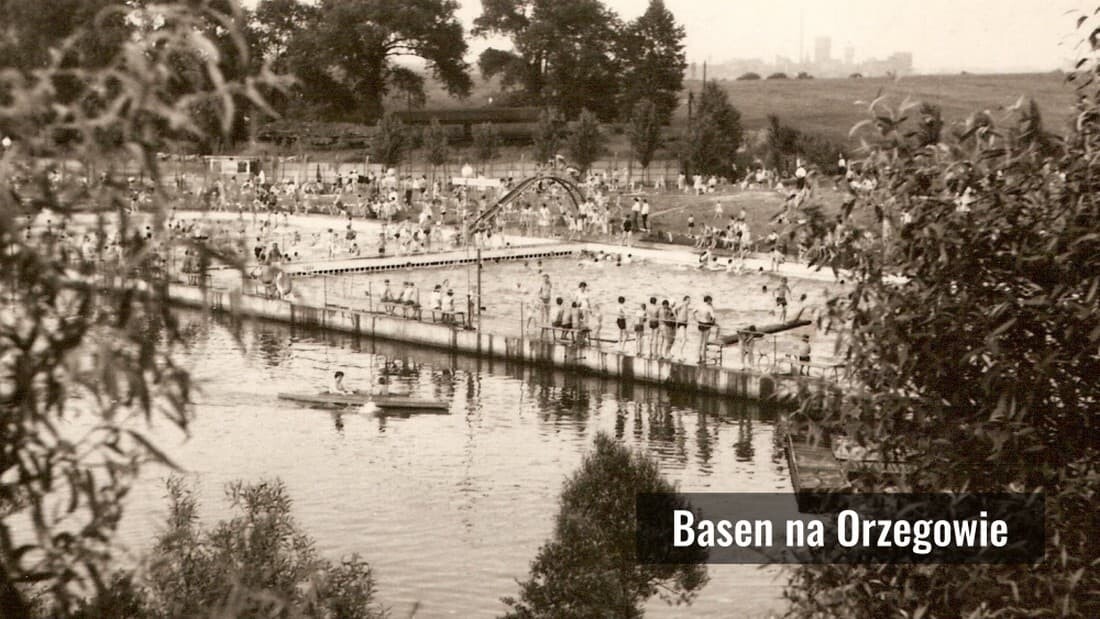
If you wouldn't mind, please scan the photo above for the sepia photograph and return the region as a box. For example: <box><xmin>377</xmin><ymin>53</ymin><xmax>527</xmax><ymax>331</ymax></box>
<box><xmin>0</xmin><ymin>0</ymin><xmax>1096</xmax><ymax>617</ymax></box>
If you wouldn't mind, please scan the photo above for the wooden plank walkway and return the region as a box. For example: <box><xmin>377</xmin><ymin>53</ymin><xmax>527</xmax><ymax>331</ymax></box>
<box><xmin>785</xmin><ymin>433</ymin><xmax>848</xmax><ymax>494</ymax></box>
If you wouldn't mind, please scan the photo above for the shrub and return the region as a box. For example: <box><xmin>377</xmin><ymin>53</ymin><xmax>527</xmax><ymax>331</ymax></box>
<box><xmin>766</xmin><ymin>72</ymin><xmax>789</xmax><ymax>80</ymax></box>
<box><xmin>736</xmin><ymin>72</ymin><xmax>761</xmax><ymax>81</ymax></box>
<box><xmin>503</xmin><ymin>434</ymin><xmax>707</xmax><ymax>618</ymax></box>
<box><xmin>783</xmin><ymin>10</ymin><xmax>1099</xmax><ymax>616</ymax></box>
<box><xmin>143</xmin><ymin>477</ymin><xmax>386</xmax><ymax>619</ymax></box>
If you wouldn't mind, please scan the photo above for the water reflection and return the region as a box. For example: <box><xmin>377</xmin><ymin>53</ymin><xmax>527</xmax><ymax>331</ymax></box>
<box><xmin>129</xmin><ymin>311</ymin><xmax>792</xmax><ymax>618</ymax></box>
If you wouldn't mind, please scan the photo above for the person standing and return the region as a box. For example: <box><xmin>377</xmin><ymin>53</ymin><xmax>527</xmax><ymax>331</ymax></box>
<box><xmin>694</xmin><ymin>295</ymin><xmax>716</xmax><ymax>364</ymax></box>
<box><xmin>615</xmin><ymin>296</ymin><xmax>628</xmax><ymax>351</ymax></box>
<box><xmin>674</xmin><ymin>295</ymin><xmax>691</xmax><ymax>361</ymax></box>
<box><xmin>798</xmin><ymin>334</ymin><xmax>812</xmax><ymax>376</ymax></box>
<box><xmin>538</xmin><ymin>273</ymin><xmax>552</xmax><ymax>325</ymax></box>
<box><xmin>633</xmin><ymin>302</ymin><xmax>647</xmax><ymax>356</ymax></box>
<box><xmin>640</xmin><ymin>198</ymin><xmax>650</xmax><ymax>231</ymax></box>
<box><xmin>660</xmin><ymin>299</ymin><xmax>676</xmax><ymax>358</ymax></box>
<box><xmin>621</xmin><ymin>214</ymin><xmax>633</xmax><ymax>247</ymax></box>
<box><xmin>631</xmin><ymin>197</ymin><xmax>641</xmax><ymax>231</ymax></box>
<box><xmin>775</xmin><ymin>277</ymin><xmax>792</xmax><ymax>322</ymax></box>
<box><xmin>646</xmin><ymin>296</ymin><xmax>661</xmax><ymax>358</ymax></box>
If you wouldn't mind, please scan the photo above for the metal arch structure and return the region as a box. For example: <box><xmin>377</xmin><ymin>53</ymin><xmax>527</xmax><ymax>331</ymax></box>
<box><xmin>468</xmin><ymin>173</ymin><xmax>586</xmax><ymax>232</ymax></box>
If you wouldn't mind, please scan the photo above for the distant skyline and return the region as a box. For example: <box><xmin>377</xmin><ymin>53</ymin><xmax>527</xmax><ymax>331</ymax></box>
<box><xmin>452</xmin><ymin>0</ymin><xmax>1089</xmax><ymax>74</ymax></box>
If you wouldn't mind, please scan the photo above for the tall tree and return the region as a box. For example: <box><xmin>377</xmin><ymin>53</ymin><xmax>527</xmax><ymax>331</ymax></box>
<box><xmin>472</xmin><ymin>122</ymin><xmax>501</xmax><ymax>171</ymax></box>
<box><xmin>567</xmin><ymin>109</ymin><xmax>605</xmax><ymax>173</ymax></box>
<box><xmin>423</xmin><ymin>118</ymin><xmax>450</xmax><ymax>180</ymax></box>
<box><xmin>253</xmin><ymin>0</ymin><xmax>320</xmax><ymax>72</ymax></box>
<box><xmin>281</xmin><ymin>0</ymin><xmax>472</xmax><ymax>122</ymax></box>
<box><xmin>618</xmin><ymin>0</ymin><xmax>686</xmax><ymax>124</ymax></box>
<box><xmin>764</xmin><ymin>114</ymin><xmax>799</xmax><ymax>173</ymax></box>
<box><xmin>372</xmin><ymin>112</ymin><xmax>406</xmax><ymax>168</ymax></box>
<box><xmin>628</xmin><ymin>98</ymin><xmax>662</xmax><ymax>181</ymax></box>
<box><xmin>683</xmin><ymin>82</ymin><xmax>742</xmax><ymax>177</ymax></box>
<box><xmin>474</xmin><ymin>0</ymin><xmax>623</xmax><ymax>121</ymax></box>
<box><xmin>532</xmin><ymin>108</ymin><xmax>563</xmax><ymax>163</ymax></box>
<box><xmin>0</xmin><ymin>0</ymin><xmax>129</xmax><ymax>73</ymax></box>
<box><xmin>0</xmin><ymin>1</ymin><xmax>282</xmax><ymax>614</ymax></box>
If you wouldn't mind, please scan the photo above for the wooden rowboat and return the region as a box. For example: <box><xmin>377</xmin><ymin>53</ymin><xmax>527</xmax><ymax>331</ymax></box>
<box><xmin>277</xmin><ymin>392</ymin><xmax>449</xmax><ymax>411</ymax></box>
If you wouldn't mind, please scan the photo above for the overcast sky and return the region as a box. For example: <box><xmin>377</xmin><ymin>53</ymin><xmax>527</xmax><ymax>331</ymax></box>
<box><xmin>452</xmin><ymin>0</ymin><xmax>1090</xmax><ymax>74</ymax></box>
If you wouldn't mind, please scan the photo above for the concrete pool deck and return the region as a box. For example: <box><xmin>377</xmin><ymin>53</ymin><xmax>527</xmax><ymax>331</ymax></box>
<box><xmin>167</xmin><ymin>281</ymin><xmax>836</xmax><ymax>401</ymax></box>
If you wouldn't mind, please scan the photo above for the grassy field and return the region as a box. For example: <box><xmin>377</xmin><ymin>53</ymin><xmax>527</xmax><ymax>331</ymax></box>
<box><xmin>257</xmin><ymin>72</ymin><xmax>1078</xmax><ymax>166</ymax></box>
<box><xmin>425</xmin><ymin>72</ymin><xmax>1077</xmax><ymax>144</ymax></box>
<box><xmin>678</xmin><ymin>73</ymin><xmax>1075</xmax><ymax>143</ymax></box>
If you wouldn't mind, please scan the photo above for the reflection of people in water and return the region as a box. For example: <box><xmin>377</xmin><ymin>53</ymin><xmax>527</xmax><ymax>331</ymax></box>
<box><xmin>734</xmin><ymin>416</ymin><xmax>754</xmax><ymax>461</ymax></box>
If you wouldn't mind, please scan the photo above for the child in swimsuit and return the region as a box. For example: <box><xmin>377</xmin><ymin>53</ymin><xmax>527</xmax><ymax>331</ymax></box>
<box><xmin>660</xmin><ymin>299</ymin><xmax>677</xmax><ymax>358</ymax></box>
<box><xmin>616</xmin><ymin>296</ymin><xmax>628</xmax><ymax>351</ymax></box>
<box><xmin>647</xmin><ymin>297</ymin><xmax>661</xmax><ymax>357</ymax></box>
<box><xmin>775</xmin><ymin>277</ymin><xmax>791</xmax><ymax>321</ymax></box>
<box><xmin>634</xmin><ymin>303</ymin><xmax>647</xmax><ymax>357</ymax></box>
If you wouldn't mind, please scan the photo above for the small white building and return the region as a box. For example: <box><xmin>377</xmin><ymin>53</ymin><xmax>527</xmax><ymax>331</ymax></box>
<box><xmin>204</xmin><ymin>155</ymin><xmax>261</xmax><ymax>176</ymax></box>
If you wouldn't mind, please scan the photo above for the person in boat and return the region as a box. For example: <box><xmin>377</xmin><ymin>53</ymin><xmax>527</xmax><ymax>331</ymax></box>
<box><xmin>330</xmin><ymin>371</ymin><xmax>354</xmax><ymax>394</ymax></box>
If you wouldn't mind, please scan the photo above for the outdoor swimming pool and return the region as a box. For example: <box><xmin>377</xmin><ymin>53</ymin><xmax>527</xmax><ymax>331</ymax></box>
<box><xmin>292</xmin><ymin>253</ymin><xmax>847</xmax><ymax>369</ymax></box>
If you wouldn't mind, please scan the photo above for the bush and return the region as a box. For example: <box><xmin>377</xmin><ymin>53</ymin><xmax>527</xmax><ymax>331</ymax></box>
<box><xmin>766</xmin><ymin>72</ymin><xmax>789</xmax><ymax>80</ymax></box>
<box><xmin>796</xmin><ymin>71</ymin><xmax>813</xmax><ymax>80</ymax></box>
<box><xmin>783</xmin><ymin>12</ymin><xmax>1099</xmax><ymax>616</ymax></box>
<box><xmin>503</xmin><ymin>434</ymin><xmax>707</xmax><ymax>617</ymax></box>
<box><xmin>736</xmin><ymin>72</ymin><xmax>761</xmax><ymax>81</ymax></box>
<box><xmin>141</xmin><ymin>478</ymin><xmax>386</xmax><ymax>619</ymax></box>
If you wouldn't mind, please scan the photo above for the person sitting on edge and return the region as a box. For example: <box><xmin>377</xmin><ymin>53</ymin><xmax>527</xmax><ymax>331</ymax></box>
<box><xmin>401</xmin><ymin>282</ymin><xmax>418</xmax><ymax>306</ymax></box>
<box><xmin>443</xmin><ymin>288</ymin><xmax>457</xmax><ymax>322</ymax></box>
<box><xmin>330</xmin><ymin>371</ymin><xmax>354</xmax><ymax>395</ymax></box>
<box><xmin>380</xmin><ymin>279</ymin><xmax>395</xmax><ymax>303</ymax></box>
<box><xmin>550</xmin><ymin>297</ymin><xmax>566</xmax><ymax>335</ymax></box>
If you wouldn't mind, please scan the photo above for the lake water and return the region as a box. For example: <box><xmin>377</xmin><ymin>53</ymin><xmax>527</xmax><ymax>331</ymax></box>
<box><xmin>114</xmin><ymin>313</ymin><xmax>792</xmax><ymax>618</ymax></box>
